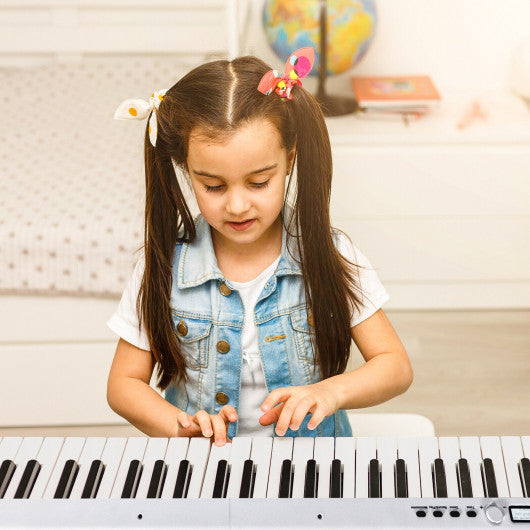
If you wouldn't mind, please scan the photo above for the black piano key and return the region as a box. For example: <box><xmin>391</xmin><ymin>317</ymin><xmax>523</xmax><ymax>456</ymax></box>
<box><xmin>173</xmin><ymin>460</ymin><xmax>191</xmax><ymax>498</ymax></box>
<box><xmin>121</xmin><ymin>459</ymin><xmax>143</xmax><ymax>499</ymax></box>
<box><xmin>303</xmin><ymin>459</ymin><xmax>317</xmax><ymax>498</ymax></box>
<box><xmin>146</xmin><ymin>460</ymin><xmax>167</xmax><ymax>499</ymax></box>
<box><xmin>212</xmin><ymin>459</ymin><xmax>229</xmax><ymax>499</ymax></box>
<box><xmin>518</xmin><ymin>458</ymin><xmax>530</xmax><ymax>498</ymax></box>
<box><xmin>456</xmin><ymin>458</ymin><xmax>473</xmax><ymax>498</ymax></box>
<box><xmin>481</xmin><ymin>458</ymin><xmax>498</xmax><ymax>498</ymax></box>
<box><xmin>433</xmin><ymin>458</ymin><xmax>448</xmax><ymax>498</ymax></box>
<box><xmin>330</xmin><ymin>459</ymin><xmax>342</xmax><ymax>498</ymax></box>
<box><xmin>368</xmin><ymin>458</ymin><xmax>381</xmax><ymax>498</ymax></box>
<box><xmin>278</xmin><ymin>459</ymin><xmax>293</xmax><ymax>498</ymax></box>
<box><xmin>0</xmin><ymin>460</ymin><xmax>17</xmax><ymax>498</ymax></box>
<box><xmin>81</xmin><ymin>460</ymin><xmax>105</xmax><ymax>499</ymax></box>
<box><xmin>54</xmin><ymin>459</ymin><xmax>80</xmax><ymax>499</ymax></box>
<box><xmin>239</xmin><ymin>459</ymin><xmax>254</xmax><ymax>498</ymax></box>
<box><xmin>14</xmin><ymin>459</ymin><xmax>41</xmax><ymax>499</ymax></box>
<box><xmin>394</xmin><ymin>458</ymin><xmax>408</xmax><ymax>498</ymax></box>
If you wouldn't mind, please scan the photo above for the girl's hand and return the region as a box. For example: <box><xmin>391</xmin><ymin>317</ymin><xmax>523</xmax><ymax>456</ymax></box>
<box><xmin>176</xmin><ymin>406</ymin><xmax>238</xmax><ymax>446</ymax></box>
<box><xmin>259</xmin><ymin>382</ymin><xmax>339</xmax><ymax>436</ymax></box>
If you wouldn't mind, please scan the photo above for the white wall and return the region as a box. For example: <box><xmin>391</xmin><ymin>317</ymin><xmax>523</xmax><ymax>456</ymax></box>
<box><xmin>244</xmin><ymin>0</ymin><xmax>530</xmax><ymax>93</ymax></box>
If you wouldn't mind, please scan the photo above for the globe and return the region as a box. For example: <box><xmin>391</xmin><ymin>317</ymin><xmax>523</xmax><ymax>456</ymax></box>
<box><xmin>262</xmin><ymin>0</ymin><xmax>377</xmax><ymax>77</ymax></box>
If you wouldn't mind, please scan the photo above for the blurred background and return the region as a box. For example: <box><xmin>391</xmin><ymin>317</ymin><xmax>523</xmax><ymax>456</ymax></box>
<box><xmin>0</xmin><ymin>0</ymin><xmax>528</xmax><ymax>438</ymax></box>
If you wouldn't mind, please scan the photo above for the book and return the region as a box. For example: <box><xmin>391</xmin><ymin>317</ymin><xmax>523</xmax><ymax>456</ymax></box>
<box><xmin>350</xmin><ymin>75</ymin><xmax>441</xmax><ymax>109</ymax></box>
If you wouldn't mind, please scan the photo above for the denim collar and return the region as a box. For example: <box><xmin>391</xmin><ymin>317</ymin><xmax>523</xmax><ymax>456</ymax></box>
<box><xmin>176</xmin><ymin>202</ymin><xmax>303</xmax><ymax>289</ymax></box>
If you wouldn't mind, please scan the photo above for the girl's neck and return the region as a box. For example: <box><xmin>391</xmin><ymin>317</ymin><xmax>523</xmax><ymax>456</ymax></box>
<box><xmin>211</xmin><ymin>217</ymin><xmax>282</xmax><ymax>281</ymax></box>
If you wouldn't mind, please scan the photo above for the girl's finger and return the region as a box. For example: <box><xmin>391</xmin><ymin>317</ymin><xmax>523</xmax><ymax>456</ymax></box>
<box><xmin>275</xmin><ymin>397</ymin><xmax>307</xmax><ymax>436</ymax></box>
<box><xmin>219</xmin><ymin>405</ymin><xmax>238</xmax><ymax>423</ymax></box>
<box><xmin>307</xmin><ymin>405</ymin><xmax>327</xmax><ymax>430</ymax></box>
<box><xmin>289</xmin><ymin>401</ymin><xmax>315</xmax><ymax>431</ymax></box>
<box><xmin>259</xmin><ymin>402</ymin><xmax>284</xmax><ymax>426</ymax></box>
<box><xmin>260</xmin><ymin>387</ymin><xmax>293</xmax><ymax>413</ymax></box>
<box><xmin>210</xmin><ymin>414</ymin><xmax>228</xmax><ymax>446</ymax></box>
<box><xmin>177</xmin><ymin>411</ymin><xmax>193</xmax><ymax>429</ymax></box>
<box><xmin>194</xmin><ymin>410</ymin><xmax>213</xmax><ymax>438</ymax></box>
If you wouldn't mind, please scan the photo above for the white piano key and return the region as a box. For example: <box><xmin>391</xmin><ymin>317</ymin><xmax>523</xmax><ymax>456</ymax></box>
<box><xmin>397</xmin><ymin>437</ymin><xmax>421</xmax><ymax>498</ymax></box>
<box><xmin>335</xmin><ymin>437</ymin><xmax>355</xmax><ymax>498</ymax></box>
<box><xmin>355</xmin><ymin>437</ymin><xmax>376</xmax><ymax>498</ymax></box>
<box><xmin>69</xmin><ymin>437</ymin><xmax>106</xmax><ymax>499</ymax></box>
<box><xmin>4</xmin><ymin>437</ymin><xmax>43</xmax><ymax>499</ymax></box>
<box><xmin>185</xmin><ymin>437</ymin><xmax>211</xmax><ymax>499</ymax></box>
<box><xmin>314</xmin><ymin>437</ymin><xmax>334</xmax><ymax>498</ymax></box>
<box><xmin>226</xmin><ymin>437</ymin><xmax>252</xmax><ymax>499</ymax></box>
<box><xmin>501</xmin><ymin>436</ymin><xmax>524</xmax><ymax>498</ymax></box>
<box><xmin>480</xmin><ymin>436</ymin><xmax>510</xmax><ymax>497</ymax></box>
<box><xmin>161</xmin><ymin>437</ymin><xmax>190</xmax><ymax>499</ymax></box>
<box><xmin>291</xmin><ymin>437</ymin><xmax>314</xmax><ymax>498</ymax></box>
<box><xmin>0</xmin><ymin>437</ymin><xmax>23</xmax><ymax>462</ymax></box>
<box><xmin>459</xmin><ymin>436</ymin><xmax>484</xmax><ymax>497</ymax></box>
<box><xmin>438</xmin><ymin>437</ymin><xmax>460</xmax><ymax>498</ymax></box>
<box><xmin>201</xmin><ymin>442</ymin><xmax>232</xmax><ymax>498</ymax></box>
<box><xmin>376</xmin><ymin>437</ymin><xmax>397</xmax><ymax>498</ymax></box>
<box><xmin>96</xmin><ymin>437</ymin><xmax>127</xmax><ymax>499</ymax></box>
<box><xmin>418</xmin><ymin>436</ymin><xmax>439</xmax><ymax>498</ymax></box>
<box><xmin>522</xmin><ymin>436</ymin><xmax>530</xmax><ymax>457</ymax></box>
<box><xmin>110</xmin><ymin>437</ymin><xmax>148</xmax><ymax>499</ymax></box>
<box><xmin>30</xmin><ymin>437</ymin><xmax>64</xmax><ymax>499</ymax></box>
<box><xmin>43</xmin><ymin>437</ymin><xmax>86</xmax><ymax>499</ymax></box>
<box><xmin>267</xmin><ymin>437</ymin><xmax>293</xmax><ymax>498</ymax></box>
<box><xmin>249</xmin><ymin>437</ymin><xmax>273</xmax><ymax>498</ymax></box>
<box><xmin>135</xmin><ymin>438</ymin><xmax>169</xmax><ymax>498</ymax></box>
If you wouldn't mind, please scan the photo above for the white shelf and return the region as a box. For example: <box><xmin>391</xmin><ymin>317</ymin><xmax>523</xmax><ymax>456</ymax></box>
<box><xmin>326</xmin><ymin>88</ymin><xmax>530</xmax><ymax>146</ymax></box>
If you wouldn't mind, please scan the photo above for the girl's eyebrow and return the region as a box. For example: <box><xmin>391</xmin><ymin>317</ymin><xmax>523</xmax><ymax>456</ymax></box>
<box><xmin>192</xmin><ymin>163</ymin><xmax>278</xmax><ymax>179</ymax></box>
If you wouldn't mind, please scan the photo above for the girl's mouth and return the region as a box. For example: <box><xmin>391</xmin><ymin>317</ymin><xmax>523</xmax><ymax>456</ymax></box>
<box><xmin>227</xmin><ymin>219</ymin><xmax>256</xmax><ymax>231</ymax></box>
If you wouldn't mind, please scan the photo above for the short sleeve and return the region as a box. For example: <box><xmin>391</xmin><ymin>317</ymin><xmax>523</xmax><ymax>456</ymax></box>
<box><xmin>335</xmin><ymin>232</ymin><xmax>390</xmax><ymax>327</ymax></box>
<box><xmin>106</xmin><ymin>256</ymin><xmax>151</xmax><ymax>351</ymax></box>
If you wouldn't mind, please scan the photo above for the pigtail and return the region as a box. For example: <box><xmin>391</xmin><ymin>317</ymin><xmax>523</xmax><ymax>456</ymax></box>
<box><xmin>137</xmin><ymin>108</ymin><xmax>195</xmax><ymax>389</ymax></box>
<box><xmin>288</xmin><ymin>87</ymin><xmax>363</xmax><ymax>379</ymax></box>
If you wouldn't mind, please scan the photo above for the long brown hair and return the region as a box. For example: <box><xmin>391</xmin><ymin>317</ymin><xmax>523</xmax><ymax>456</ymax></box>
<box><xmin>138</xmin><ymin>55</ymin><xmax>363</xmax><ymax>390</ymax></box>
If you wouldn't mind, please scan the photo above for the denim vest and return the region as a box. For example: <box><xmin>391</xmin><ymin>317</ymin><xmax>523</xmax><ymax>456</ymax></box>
<box><xmin>165</xmin><ymin>206</ymin><xmax>352</xmax><ymax>440</ymax></box>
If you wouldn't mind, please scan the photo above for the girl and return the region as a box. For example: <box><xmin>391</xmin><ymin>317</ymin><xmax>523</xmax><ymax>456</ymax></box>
<box><xmin>107</xmin><ymin>47</ymin><xmax>413</xmax><ymax>447</ymax></box>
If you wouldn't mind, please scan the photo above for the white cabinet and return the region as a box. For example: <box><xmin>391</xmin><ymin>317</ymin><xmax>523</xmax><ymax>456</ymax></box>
<box><xmin>326</xmin><ymin>105</ymin><xmax>530</xmax><ymax>309</ymax></box>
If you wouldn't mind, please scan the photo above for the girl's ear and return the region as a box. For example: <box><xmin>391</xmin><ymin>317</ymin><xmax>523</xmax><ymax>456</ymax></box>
<box><xmin>287</xmin><ymin>146</ymin><xmax>296</xmax><ymax>173</ymax></box>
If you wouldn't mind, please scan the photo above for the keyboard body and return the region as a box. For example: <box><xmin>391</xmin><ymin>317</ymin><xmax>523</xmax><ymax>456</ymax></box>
<box><xmin>0</xmin><ymin>435</ymin><xmax>529</xmax><ymax>528</ymax></box>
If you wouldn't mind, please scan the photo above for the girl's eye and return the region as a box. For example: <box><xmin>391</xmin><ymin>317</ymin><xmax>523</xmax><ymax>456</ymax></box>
<box><xmin>252</xmin><ymin>180</ymin><xmax>270</xmax><ymax>189</ymax></box>
<box><xmin>204</xmin><ymin>185</ymin><xmax>224</xmax><ymax>193</ymax></box>
<box><xmin>203</xmin><ymin>180</ymin><xmax>270</xmax><ymax>193</ymax></box>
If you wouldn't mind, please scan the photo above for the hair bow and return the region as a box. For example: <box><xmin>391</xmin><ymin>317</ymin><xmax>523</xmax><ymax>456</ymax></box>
<box><xmin>114</xmin><ymin>89</ymin><xmax>168</xmax><ymax>147</ymax></box>
<box><xmin>257</xmin><ymin>47</ymin><xmax>315</xmax><ymax>101</ymax></box>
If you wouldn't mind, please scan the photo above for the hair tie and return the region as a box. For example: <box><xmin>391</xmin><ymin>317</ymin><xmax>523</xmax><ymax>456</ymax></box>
<box><xmin>114</xmin><ymin>89</ymin><xmax>168</xmax><ymax>146</ymax></box>
<box><xmin>257</xmin><ymin>47</ymin><xmax>315</xmax><ymax>101</ymax></box>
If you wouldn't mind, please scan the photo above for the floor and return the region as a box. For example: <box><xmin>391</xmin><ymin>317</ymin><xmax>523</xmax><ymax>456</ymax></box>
<box><xmin>1</xmin><ymin>310</ymin><xmax>528</xmax><ymax>439</ymax></box>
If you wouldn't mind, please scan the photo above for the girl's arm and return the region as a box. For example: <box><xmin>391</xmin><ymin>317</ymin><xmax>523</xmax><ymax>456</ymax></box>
<box><xmin>107</xmin><ymin>338</ymin><xmax>182</xmax><ymax>437</ymax></box>
<box><xmin>260</xmin><ymin>309</ymin><xmax>413</xmax><ymax>434</ymax></box>
<box><xmin>107</xmin><ymin>338</ymin><xmax>238</xmax><ymax>444</ymax></box>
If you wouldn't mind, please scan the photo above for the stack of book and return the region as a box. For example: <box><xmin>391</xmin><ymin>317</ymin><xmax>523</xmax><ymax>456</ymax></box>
<box><xmin>350</xmin><ymin>75</ymin><xmax>441</xmax><ymax>121</ymax></box>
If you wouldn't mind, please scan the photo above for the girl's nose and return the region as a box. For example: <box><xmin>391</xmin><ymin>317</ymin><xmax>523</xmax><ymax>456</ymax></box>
<box><xmin>225</xmin><ymin>189</ymin><xmax>251</xmax><ymax>216</ymax></box>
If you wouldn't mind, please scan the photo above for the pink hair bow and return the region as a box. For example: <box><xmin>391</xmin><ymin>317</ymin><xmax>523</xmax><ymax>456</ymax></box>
<box><xmin>257</xmin><ymin>47</ymin><xmax>315</xmax><ymax>101</ymax></box>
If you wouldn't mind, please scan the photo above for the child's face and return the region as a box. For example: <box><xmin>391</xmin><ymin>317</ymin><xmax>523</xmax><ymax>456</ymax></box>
<box><xmin>187</xmin><ymin>118</ymin><xmax>294</xmax><ymax>252</ymax></box>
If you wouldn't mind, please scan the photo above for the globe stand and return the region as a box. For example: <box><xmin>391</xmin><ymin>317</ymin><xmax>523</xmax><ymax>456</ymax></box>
<box><xmin>315</xmin><ymin>0</ymin><xmax>359</xmax><ymax>117</ymax></box>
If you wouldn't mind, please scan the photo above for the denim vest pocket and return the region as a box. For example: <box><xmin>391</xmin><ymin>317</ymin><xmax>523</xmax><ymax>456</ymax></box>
<box><xmin>288</xmin><ymin>305</ymin><xmax>316</xmax><ymax>364</ymax></box>
<box><xmin>172</xmin><ymin>312</ymin><xmax>212</xmax><ymax>370</ymax></box>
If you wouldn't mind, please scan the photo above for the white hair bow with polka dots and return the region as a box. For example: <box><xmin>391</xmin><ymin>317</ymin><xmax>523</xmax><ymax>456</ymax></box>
<box><xmin>114</xmin><ymin>89</ymin><xmax>168</xmax><ymax>147</ymax></box>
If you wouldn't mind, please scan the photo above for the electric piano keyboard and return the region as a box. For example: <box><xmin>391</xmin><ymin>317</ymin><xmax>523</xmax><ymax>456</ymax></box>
<box><xmin>0</xmin><ymin>435</ymin><xmax>529</xmax><ymax>528</ymax></box>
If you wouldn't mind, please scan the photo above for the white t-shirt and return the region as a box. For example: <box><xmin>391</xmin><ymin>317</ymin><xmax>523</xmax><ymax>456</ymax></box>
<box><xmin>106</xmin><ymin>232</ymin><xmax>389</xmax><ymax>436</ymax></box>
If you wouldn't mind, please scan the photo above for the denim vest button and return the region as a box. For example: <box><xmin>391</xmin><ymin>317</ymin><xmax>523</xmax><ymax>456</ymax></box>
<box><xmin>215</xmin><ymin>392</ymin><xmax>228</xmax><ymax>405</ymax></box>
<box><xmin>176</xmin><ymin>319</ymin><xmax>188</xmax><ymax>336</ymax></box>
<box><xmin>216</xmin><ymin>340</ymin><xmax>230</xmax><ymax>354</ymax></box>
<box><xmin>219</xmin><ymin>282</ymin><xmax>232</xmax><ymax>296</ymax></box>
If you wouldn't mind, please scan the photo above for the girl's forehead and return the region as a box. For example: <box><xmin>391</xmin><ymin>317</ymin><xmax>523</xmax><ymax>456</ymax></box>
<box><xmin>187</xmin><ymin>119</ymin><xmax>285</xmax><ymax>165</ymax></box>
